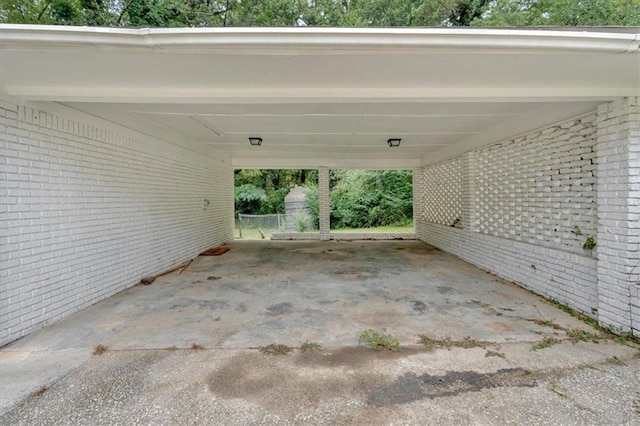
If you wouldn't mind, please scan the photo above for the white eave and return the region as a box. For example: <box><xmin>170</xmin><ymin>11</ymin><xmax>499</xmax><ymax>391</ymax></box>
<box><xmin>1</xmin><ymin>25</ymin><xmax>639</xmax><ymax>168</ymax></box>
<box><xmin>1</xmin><ymin>24</ymin><xmax>639</xmax><ymax>53</ymax></box>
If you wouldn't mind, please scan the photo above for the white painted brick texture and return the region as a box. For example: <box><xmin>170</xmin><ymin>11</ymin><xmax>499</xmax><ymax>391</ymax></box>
<box><xmin>0</xmin><ymin>99</ymin><xmax>234</xmax><ymax>346</ymax></box>
<box><xmin>596</xmin><ymin>97</ymin><xmax>640</xmax><ymax>334</ymax></box>
<box><xmin>417</xmin><ymin>113</ymin><xmax>599</xmax><ymax>317</ymax></box>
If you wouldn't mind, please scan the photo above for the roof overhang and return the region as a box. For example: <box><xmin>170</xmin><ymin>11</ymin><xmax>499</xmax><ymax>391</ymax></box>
<box><xmin>1</xmin><ymin>25</ymin><xmax>638</xmax><ymax>168</ymax></box>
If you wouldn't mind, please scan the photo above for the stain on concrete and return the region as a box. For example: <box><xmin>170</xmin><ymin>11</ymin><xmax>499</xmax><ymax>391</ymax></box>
<box><xmin>411</xmin><ymin>300</ymin><xmax>428</xmax><ymax>314</ymax></box>
<box><xmin>295</xmin><ymin>347</ymin><xmax>423</xmax><ymax>369</ymax></box>
<box><xmin>235</xmin><ymin>303</ymin><xmax>248</xmax><ymax>313</ymax></box>
<box><xmin>436</xmin><ymin>286</ymin><xmax>455</xmax><ymax>295</ymax></box>
<box><xmin>368</xmin><ymin>368</ymin><xmax>534</xmax><ymax>407</ymax></box>
<box><xmin>266</xmin><ymin>302</ymin><xmax>294</xmax><ymax>316</ymax></box>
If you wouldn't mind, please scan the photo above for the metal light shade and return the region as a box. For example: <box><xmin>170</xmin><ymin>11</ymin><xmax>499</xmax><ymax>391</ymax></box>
<box><xmin>387</xmin><ymin>138</ymin><xmax>401</xmax><ymax>147</ymax></box>
<box><xmin>249</xmin><ymin>137</ymin><xmax>263</xmax><ymax>146</ymax></box>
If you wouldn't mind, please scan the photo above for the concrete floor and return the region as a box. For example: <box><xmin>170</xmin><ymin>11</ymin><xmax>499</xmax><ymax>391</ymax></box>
<box><xmin>1</xmin><ymin>241</ymin><xmax>638</xmax><ymax>424</ymax></box>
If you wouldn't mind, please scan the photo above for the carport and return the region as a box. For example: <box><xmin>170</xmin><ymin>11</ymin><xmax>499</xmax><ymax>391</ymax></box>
<box><xmin>1</xmin><ymin>25</ymin><xmax>640</xmax><ymax>423</ymax></box>
<box><xmin>1</xmin><ymin>26</ymin><xmax>639</xmax><ymax>343</ymax></box>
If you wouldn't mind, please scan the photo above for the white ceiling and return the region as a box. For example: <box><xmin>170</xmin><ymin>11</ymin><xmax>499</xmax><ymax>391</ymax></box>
<box><xmin>1</xmin><ymin>26</ymin><xmax>638</xmax><ymax>168</ymax></box>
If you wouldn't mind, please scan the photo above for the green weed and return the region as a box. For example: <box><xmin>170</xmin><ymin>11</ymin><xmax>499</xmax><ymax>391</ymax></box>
<box><xmin>359</xmin><ymin>328</ymin><xmax>400</xmax><ymax>351</ymax></box>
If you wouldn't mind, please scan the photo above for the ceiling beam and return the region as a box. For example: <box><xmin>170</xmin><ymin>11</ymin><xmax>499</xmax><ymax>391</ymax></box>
<box><xmin>5</xmin><ymin>86</ymin><xmax>635</xmax><ymax>104</ymax></box>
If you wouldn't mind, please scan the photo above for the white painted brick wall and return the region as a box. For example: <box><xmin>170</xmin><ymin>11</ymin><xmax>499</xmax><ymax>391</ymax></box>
<box><xmin>476</xmin><ymin>114</ymin><xmax>597</xmax><ymax>254</ymax></box>
<box><xmin>318</xmin><ymin>167</ymin><xmax>330</xmax><ymax>240</ymax></box>
<box><xmin>417</xmin><ymin>113</ymin><xmax>600</xmax><ymax>318</ymax></box>
<box><xmin>420</xmin><ymin>223</ymin><xmax>598</xmax><ymax>315</ymax></box>
<box><xmin>0</xmin><ymin>99</ymin><xmax>234</xmax><ymax>346</ymax></box>
<box><xmin>419</xmin><ymin>157</ymin><xmax>463</xmax><ymax>227</ymax></box>
<box><xmin>595</xmin><ymin>97</ymin><xmax>640</xmax><ymax>334</ymax></box>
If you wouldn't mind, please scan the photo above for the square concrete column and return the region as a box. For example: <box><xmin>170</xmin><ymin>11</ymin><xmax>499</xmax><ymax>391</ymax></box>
<box><xmin>595</xmin><ymin>97</ymin><xmax>640</xmax><ymax>335</ymax></box>
<box><xmin>462</xmin><ymin>151</ymin><xmax>479</xmax><ymax>232</ymax></box>
<box><xmin>412</xmin><ymin>168</ymin><xmax>422</xmax><ymax>236</ymax></box>
<box><xmin>319</xmin><ymin>167</ymin><xmax>330</xmax><ymax>240</ymax></box>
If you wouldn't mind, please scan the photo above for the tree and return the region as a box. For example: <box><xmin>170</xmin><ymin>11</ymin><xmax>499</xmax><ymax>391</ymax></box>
<box><xmin>2</xmin><ymin>0</ymin><xmax>638</xmax><ymax>26</ymax></box>
<box><xmin>234</xmin><ymin>184</ymin><xmax>267</xmax><ymax>214</ymax></box>
<box><xmin>329</xmin><ymin>170</ymin><xmax>413</xmax><ymax>229</ymax></box>
<box><xmin>475</xmin><ymin>0</ymin><xmax>640</xmax><ymax>26</ymax></box>
<box><xmin>233</xmin><ymin>169</ymin><xmax>317</xmax><ymax>214</ymax></box>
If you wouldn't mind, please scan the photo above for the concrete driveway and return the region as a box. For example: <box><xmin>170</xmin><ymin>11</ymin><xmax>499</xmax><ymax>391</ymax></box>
<box><xmin>1</xmin><ymin>241</ymin><xmax>638</xmax><ymax>424</ymax></box>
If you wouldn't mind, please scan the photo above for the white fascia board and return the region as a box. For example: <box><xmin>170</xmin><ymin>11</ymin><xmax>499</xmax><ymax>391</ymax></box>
<box><xmin>232</xmin><ymin>156</ymin><xmax>421</xmax><ymax>169</ymax></box>
<box><xmin>6</xmin><ymin>86</ymin><xmax>637</xmax><ymax>104</ymax></box>
<box><xmin>0</xmin><ymin>24</ymin><xmax>638</xmax><ymax>54</ymax></box>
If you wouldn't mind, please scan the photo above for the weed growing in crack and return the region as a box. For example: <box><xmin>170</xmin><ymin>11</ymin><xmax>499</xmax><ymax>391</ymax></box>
<box><xmin>566</xmin><ymin>329</ymin><xmax>602</xmax><ymax>344</ymax></box>
<box><xmin>93</xmin><ymin>344</ymin><xmax>107</xmax><ymax>355</ymax></box>
<box><xmin>532</xmin><ymin>337</ymin><xmax>562</xmax><ymax>351</ymax></box>
<box><xmin>300</xmin><ymin>341</ymin><xmax>322</xmax><ymax>353</ymax></box>
<box><xmin>190</xmin><ymin>343</ymin><xmax>204</xmax><ymax>350</ymax></box>
<box><xmin>485</xmin><ymin>350</ymin><xmax>506</xmax><ymax>359</ymax></box>
<box><xmin>359</xmin><ymin>328</ymin><xmax>400</xmax><ymax>351</ymax></box>
<box><xmin>418</xmin><ymin>335</ymin><xmax>487</xmax><ymax>351</ymax></box>
<box><xmin>259</xmin><ymin>344</ymin><xmax>294</xmax><ymax>355</ymax></box>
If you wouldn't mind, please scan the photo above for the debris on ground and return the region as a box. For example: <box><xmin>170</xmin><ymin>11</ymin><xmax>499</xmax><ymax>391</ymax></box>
<box><xmin>259</xmin><ymin>344</ymin><xmax>294</xmax><ymax>355</ymax></box>
<box><xmin>140</xmin><ymin>277</ymin><xmax>155</xmax><ymax>285</ymax></box>
<box><xmin>200</xmin><ymin>246</ymin><xmax>230</xmax><ymax>256</ymax></box>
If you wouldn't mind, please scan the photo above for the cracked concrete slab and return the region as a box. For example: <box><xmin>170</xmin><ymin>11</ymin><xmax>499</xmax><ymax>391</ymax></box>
<box><xmin>1</xmin><ymin>241</ymin><xmax>638</xmax><ymax>423</ymax></box>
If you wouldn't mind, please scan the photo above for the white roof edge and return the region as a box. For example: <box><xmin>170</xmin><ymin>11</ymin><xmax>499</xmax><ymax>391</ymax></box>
<box><xmin>1</xmin><ymin>24</ymin><xmax>638</xmax><ymax>54</ymax></box>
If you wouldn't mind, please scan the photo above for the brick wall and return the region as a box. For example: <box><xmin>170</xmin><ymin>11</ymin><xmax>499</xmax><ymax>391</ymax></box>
<box><xmin>595</xmin><ymin>97</ymin><xmax>639</xmax><ymax>334</ymax></box>
<box><xmin>476</xmin><ymin>115</ymin><xmax>597</xmax><ymax>254</ymax></box>
<box><xmin>417</xmin><ymin>98</ymin><xmax>640</xmax><ymax>334</ymax></box>
<box><xmin>418</xmin><ymin>157</ymin><xmax>463</xmax><ymax>227</ymax></box>
<box><xmin>417</xmin><ymin>112</ymin><xmax>600</xmax><ymax>318</ymax></box>
<box><xmin>0</xmin><ymin>99</ymin><xmax>234</xmax><ymax>346</ymax></box>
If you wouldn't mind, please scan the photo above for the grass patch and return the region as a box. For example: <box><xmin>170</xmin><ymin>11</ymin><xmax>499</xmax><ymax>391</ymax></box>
<box><xmin>234</xmin><ymin>228</ymin><xmax>277</xmax><ymax>240</ymax></box>
<box><xmin>544</xmin><ymin>298</ymin><xmax>640</xmax><ymax>346</ymax></box>
<box><xmin>190</xmin><ymin>343</ymin><xmax>204</xmax><ymax>350</ymax></box>
<box><xmin>418</xmin><ymin>335</ymin><xmax>487</xmax><ymax>351</ymax></box>
<box><xmin>330</xmin><ymin>226</ymin><xmax>414</xmax><ymax>234</ymax></box>
<box><xmin>259</xmin><ymin>344</ymin><xmax>294</xmax><ymax>356</ymax></box>
<box><xmin>300</xmin><ymin>341</ymin><xmax>322</xmax><ymax>353</ymax></box>
<box><xmin>359</xmin><ymin>328</ymin><xmax>400</xmax><ymax>351</ymax></box>
<box><xmin>93</xmin><ymin>344</ymin><xmax>107</xmax><ymax>355</ymax></box>
<box><xmin>532</xmin><ymin>337</ymin><xmax>562</xmax><ymax>351</ymax></box>
<box><xmin>566</xmin><ymin>329</ymin><xmax>602</xmax><ymax>344</ymax></box>
<box><xmin>526</xmin><ymin>318</ymin><xmax>566</xmax><ymax>331</ymax></box>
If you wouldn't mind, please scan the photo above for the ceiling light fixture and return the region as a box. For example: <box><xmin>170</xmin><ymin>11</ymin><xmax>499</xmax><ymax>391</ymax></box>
<box><xmin>387</xmin><ymin>138</ymin><xmax>401</xmax><ymax>147</ymax></box>
<box><xmin>249</xmin><ymin>137</ymin><xmax>263</xmax><ymax>146</ymax></box>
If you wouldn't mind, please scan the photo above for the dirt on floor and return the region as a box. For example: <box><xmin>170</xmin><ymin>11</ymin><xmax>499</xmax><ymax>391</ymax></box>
<box><xmin>1</xmin><ymin>241</ymin><xmax>638</xmax><ymax>424</ymax></box>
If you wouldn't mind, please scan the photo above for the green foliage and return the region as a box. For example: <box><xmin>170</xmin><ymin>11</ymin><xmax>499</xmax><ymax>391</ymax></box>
<box><xmin>330</xmin><ymin>170</ymin><xmax>413</xmax><ymax>229</ymax></box>
<box><xmin>294</xmin><ymin>210</ymin><xmax>311</xmax><ymax>232</ymax></box>
<box><xmin>233</xmin><ymin>169</ymin><xmax>412</xmax><ymax>229</ymax></box>
<box><xmin>4</xmin><ymin>0</ymin><xmax>637</xmax><ymax>26</ymax></box>
<box><xmin>359</xmin><ymin>328</ymin><xmax>400</xmax><ymax>351</ymax></box>
<box><xmin>531</xmin><ymin>336</ymin><xmax>562</xmax><ymax>351</ymax></box>
<box><xmin>583</xmin><ymin>236</ymin><xmax>596</xmax><ymax>251</ymax></box>
<box><xmin>234</xmin><ymin>169</ymin><xmax>316</xmax><ymax>215</ymax></box>
<box><xmin>234</xmin><ymin>184</ymin><xmax>266</xmax><ymax>214</ymax></box>
<box><xmin>475</xmin><ymin>0</ymin><xmax>640</xmax><ymax>26</ymax></box>
<box><xmin>299</xmin><ymin>341</ymin><xmax>321</xmax><ymax>352</ymax></box>
<box><xmin>304</xmin><ymin>185</ymin><xmax>320</xmax><ymax>230</ymax></box>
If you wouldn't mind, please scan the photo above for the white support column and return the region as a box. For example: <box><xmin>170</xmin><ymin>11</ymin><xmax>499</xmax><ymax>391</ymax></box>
<box><xmin>412</xmin><ymin>168</ymin><xmax>421</xmax><ymax>236</ymax></box>
<box><xmin>462</xmin><ymin>151</ymin><xmax>479</xmax><ymax>232</ymax></box>
<box><xmin>596</xmin><ymin>97</ymin><xmax>640</xmax><ymax>335</ymax></box>
<box><xmin>319</xmin><ymin>167</ymin><xmax>330</xmax><ymax>240</ymax></box>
